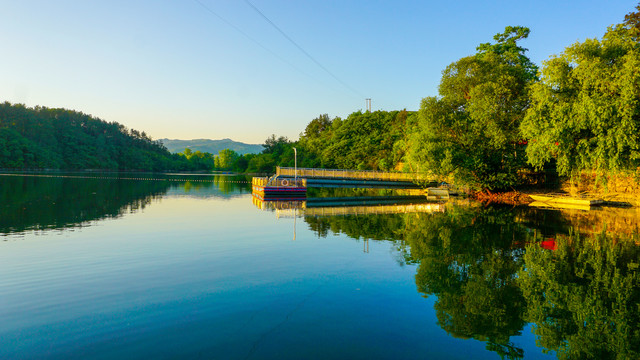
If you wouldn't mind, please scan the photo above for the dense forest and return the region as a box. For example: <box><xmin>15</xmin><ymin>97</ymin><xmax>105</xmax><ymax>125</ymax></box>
<box><xmin>2</xmin><ymin>4</ymin><xmax>639</xmax><ymax>190</ymax></box>
<box><xmin>231</xmin><ymin>4</ymin><xmax>640</xmax><ymax>191</ymax></box>
<box><xmin>0</xmin><ymin>102</ymin><xmax>217</xmax><ymax>171</ymax></box>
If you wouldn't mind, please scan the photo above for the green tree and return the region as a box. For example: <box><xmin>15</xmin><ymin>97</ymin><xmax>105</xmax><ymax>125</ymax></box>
<box><xmin>243</xmin><ymin>135</ymin><xmax>297</xmax><ymax>174</ymax></box>
<box><xmin>624</xmin><ymin>3</ymin><xmax>640</xmax><ymax>40</ymax></box>
<box><xmin>215</xmin><ymin>148</ymin><xmax>239</xmax><ymax>170</ymax></box>
<box><xmin>246</xmin><ymin>153</ymin><xmax>275</xmax><ymax>173</ymax></box>
<box><xmin>181</xmin><ymin>148</ymin><xmax>193</xmax><ymax>159</ymax></box>
<box><xmin>521</xmin><ymin>8</ymin><xmax>640</xmax><ymax>175</ymax></box>
<box><xmin>232</xmin><ymin>153</ymin><xmax>250</xmax><ymax>173</ymax></box>
<box><xmin>262</xmin><ymin>134</ymin><xmax>291</xmax><ymax>157</ymax></box>
<box><xmin>298</xmin><ymin>114</ymin><xmax>334</xmax><ymax>168</ymax></box>
<box><xmin>0</xmin><ymin>102</ymin><xmax>185</xmax><ymax>171</ymax></box>
<box><xmin>408</xmin><ymin>26</ymin><xmax>537</xmax><ymax>190</ymax></box>
<box><xmin>320</xmin><ymin>111</ymin><xmax>406</xmax><ymax>170</ymax></box>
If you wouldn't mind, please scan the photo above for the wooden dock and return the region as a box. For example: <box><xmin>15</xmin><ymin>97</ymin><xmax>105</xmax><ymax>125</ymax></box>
<box><xmin>253</xmin><ymin>167</ymin><xmax>437</xmax><ymax>197</ymax></box>
<box><xmin>252</xmin><ymin>177</ymin><xmax>307</xmax><ymax>198</ymax></box>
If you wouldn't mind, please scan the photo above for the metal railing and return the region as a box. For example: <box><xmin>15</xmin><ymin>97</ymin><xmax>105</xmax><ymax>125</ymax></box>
<box><xmin>252</xmin><ymin>176</ymin><xmax>306</xmax><ymax>188</ymax></box>
<box><xmin>276</xmin><ymin>166</ymin><xmax>427</xmax><ymax>182</ymax></box>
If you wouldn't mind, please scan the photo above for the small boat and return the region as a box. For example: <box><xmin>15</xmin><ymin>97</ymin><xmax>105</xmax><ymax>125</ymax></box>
<box><xmin>528</xmin><ymin>201</ymin><xmax>592</xmax><ymax>211</ymax></box>
<box><xmin>529</xmin><ymin>194</ymin><xmax>604</xmax><ymax>207</ymax></box>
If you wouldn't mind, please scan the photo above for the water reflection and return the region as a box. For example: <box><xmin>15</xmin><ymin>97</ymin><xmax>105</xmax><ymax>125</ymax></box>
<box><xmin>0</xmin><ymin>175</ymin><xmax>166</xmax><ymax>235</ymax></box>
<box><xmin>167</xmin><ymin>174</ymin><xmax>251</xmax><ymax>197</ymax></box>
<box><xmin>405</xmin><ymin>206</ymin><xmax>530</xmax><ymax>359</ymax></box>
<box><xmin>255</xmin><ymin>196</ymin><xmax>640</xmax><ymax>359</ymax></box>
<box><xmin>521</xmin><ymin>232</ymin><xmax>640</xmax><ymax>360</ymax></box>
<box><xmin>0</xmin><ymin>173</ymin><xmax>251</xmax><ymax>236</ymax></box>
<box><xmin>3</xmin><ymin>173</ymin><xmax>639</xmax><ymax>359</ymax></box>
<box><xmin>252</xmin><ymin>194</ymin><xmax>446</xmax><ymax>218</ymax></box>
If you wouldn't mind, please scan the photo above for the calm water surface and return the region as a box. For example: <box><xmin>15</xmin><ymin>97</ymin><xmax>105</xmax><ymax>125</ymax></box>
<box><xmin>1</xmin><ymin>173</ymin><xmax>639</xmax><ymax>359</ymax></box>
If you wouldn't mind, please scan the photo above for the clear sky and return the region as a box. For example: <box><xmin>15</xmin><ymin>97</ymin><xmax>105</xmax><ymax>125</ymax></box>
<box><xmin>1</xmin><ymin>0</ymin><xmax>637</xmax><ymax>144</ymax></box>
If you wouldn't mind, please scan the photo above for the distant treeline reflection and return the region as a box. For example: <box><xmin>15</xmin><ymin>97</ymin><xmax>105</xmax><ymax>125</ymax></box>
<box><xmin>303</xmin><ymin>204</ymin><xmax>640</xmax><ymax>360</ymax></box>
<box><xmin>0</xmin><ymin>175</ymin><xmax>169</xmax><ymax>235</ymax></box>
<box><xmin>0</xmin><ymin>174</ymin><xmax>251</xmax><ymax>235</ymax></box>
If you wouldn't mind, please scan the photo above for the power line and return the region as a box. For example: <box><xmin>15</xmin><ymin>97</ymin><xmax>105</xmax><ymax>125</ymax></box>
<box><xmin>192</xmin><ymin>0</ymin><xmax>315</xmax><ymax>81</ymax></box>
<box><xmin>243</xmin><ymin>0</ymin><xmax>363</xmax><ymax>98</ymax></box>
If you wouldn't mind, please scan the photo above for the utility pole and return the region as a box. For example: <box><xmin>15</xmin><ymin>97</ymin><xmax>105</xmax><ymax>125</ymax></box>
<box><xmin>365</xmin><ymin>98</ymin><xmax>371</xmax><ymax>112</ymax></box>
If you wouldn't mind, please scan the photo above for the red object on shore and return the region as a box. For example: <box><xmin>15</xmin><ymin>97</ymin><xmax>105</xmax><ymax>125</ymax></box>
<box><xmin>540</xmin><ymin>239</ymin><xmax>557</xmax><ymax>251</ymax></box>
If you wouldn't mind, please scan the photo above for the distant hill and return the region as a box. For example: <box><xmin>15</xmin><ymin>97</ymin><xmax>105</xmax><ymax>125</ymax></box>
<box><xmin>0</xmin><ymin>102</ymin><xmax>187</xmax><ymax>171</ymax></box>
<box><xmin>159</xmin><ymin>138</ymin><xmax>263</xmax><ymax>155</ymax></box>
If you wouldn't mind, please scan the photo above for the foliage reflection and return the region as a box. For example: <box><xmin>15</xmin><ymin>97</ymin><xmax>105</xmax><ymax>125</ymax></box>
<box><xmin>0</xmin><ymin>174</ymin><xmax>250</xmax><ymax>235</ymax></box>
<box><xmin>301</xmin><ymin>203</ymin><xmax>640</xmax><ymax>359</ymax></box>
<box><xmin>521</xmin><ymin>232</ymin><xmax>640</xmax><ymax>359</ymax></box>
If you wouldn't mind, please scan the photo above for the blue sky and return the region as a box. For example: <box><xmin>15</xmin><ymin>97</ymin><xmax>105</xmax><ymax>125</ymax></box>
<box><xmin>1</xmin><ymin>0</ymin><xmax>637</xmax><ymax>144</ymax></box>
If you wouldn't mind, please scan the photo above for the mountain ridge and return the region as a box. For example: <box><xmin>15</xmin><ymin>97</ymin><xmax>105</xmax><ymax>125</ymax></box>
<box><xmin>159</xmin><ymin>138</ymin><xmax>263</xmax><ymax>155</ymax></box>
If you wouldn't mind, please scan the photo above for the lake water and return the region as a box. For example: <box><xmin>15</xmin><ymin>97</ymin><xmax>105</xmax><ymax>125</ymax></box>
<box><xmin>1</xmin><ymin>173</ymin><xmax>639</xmax><ymax>359</ymax></box>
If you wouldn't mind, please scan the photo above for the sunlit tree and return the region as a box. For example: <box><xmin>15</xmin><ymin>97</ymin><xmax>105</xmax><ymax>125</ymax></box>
<box><xmin>521</xmin><ymin>6</ymin><xmax>640</xmax><ymax>175</ymax></box>
<box><xmin>408</xmin><ymin>26</ymin><xmax>537</xmax><ymax>190</ymax></box>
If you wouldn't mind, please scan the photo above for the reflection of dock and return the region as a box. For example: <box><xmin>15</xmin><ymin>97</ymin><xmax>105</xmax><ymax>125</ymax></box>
<box><xmin>304</xmin><ymin>202</ymin><xmax>445</xmax><ymax>216</ymax></box>
<box><xmin>252</xmin><ymin>194</ymin><xmax>445</xmax><ymax>217</ymax></box>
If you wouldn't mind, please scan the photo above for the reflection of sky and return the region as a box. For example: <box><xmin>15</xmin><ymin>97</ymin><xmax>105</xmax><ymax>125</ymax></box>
<box><xmin>0</xmin><ymin>190</ymin><xmax>552</xmax><ymax>359</ymax></box>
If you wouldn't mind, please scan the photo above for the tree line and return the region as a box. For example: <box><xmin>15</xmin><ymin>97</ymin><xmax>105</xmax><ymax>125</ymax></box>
<box><xmin>2</xmin><ymin>4</ymin><xmax>638</xmax><ymax>187</ymax></box>
<box><xmin>240</xmin><ymin>4</ymin><xmax>640</xmax><ymax>190</ymax></box>
<box><xmin>0</xmin><ymin>102</ymin><xmax>215</xmax><ymax>171</ymax></box>
<box><xmin>218</xmin><ymin>110</ymin><xmax>413</xmax><ymax>174</ymax></box>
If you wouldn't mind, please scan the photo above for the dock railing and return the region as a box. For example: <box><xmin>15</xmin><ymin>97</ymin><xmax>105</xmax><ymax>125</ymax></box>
<box><xmin>252</xmin><ymin>176</ymin><xmax>306</xmax><ymax>188</ymax></box>
<box><xmin>276</xmin><ymin>166</ymin><xmax>427</xmax><ymax>182</ymax></box>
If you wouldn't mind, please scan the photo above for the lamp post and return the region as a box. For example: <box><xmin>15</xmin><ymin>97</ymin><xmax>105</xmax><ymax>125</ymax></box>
<box><xmin>293</xmin><ymin>147</ymin><xmax>297</xmax><ymax>184</ymax></box>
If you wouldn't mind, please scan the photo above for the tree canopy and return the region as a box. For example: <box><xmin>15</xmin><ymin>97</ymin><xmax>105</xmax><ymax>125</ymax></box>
<box><xmin>521</xmin><ymin>12</ymin><xmax>640</xmax><ymax>176</ymax></box>
<box><xmin>0</xmin><ymin>102</ymin><xmax>213</xmax><ymax>171</ymax></box>
<box><xmin>407</xmin><ymin>26</ymin><xmax>537</xmax><ymax>190</ymax></box>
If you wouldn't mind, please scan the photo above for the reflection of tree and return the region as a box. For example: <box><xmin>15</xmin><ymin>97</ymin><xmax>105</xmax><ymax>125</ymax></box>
<box><xmin>305</xmin><ymin>204</ymin><xmax>532</xmax><ymax>358</ymax></box>
<box><xmin>0</xmin><ymin>176</ymin><xmax>170</xmax><ymax>234</ymax></box>
<box><xmin>213</xmin><ymin>175</ymin><xmax>252</xmax><ymax>194</ymax></box>
<box><xmin>304</xmin><ymin>213</ymin><xmax>405</xmax><ymax>241</ymax></box>
<box><xmin>404</xmin><ymin>205</ymin><xmax>531</xmax><ymax>360</ymax></box>
<box><xmin>179</xmin><ymin>176</ymin><xmax>251</xmax><ymax>195</ymax></box>
<box><xmin>306</xmin><ymin>187</ymin><xmax>402</xmax><ymax>198</ymax></box>
<box><xmin>301</xmin><ymin>201</ymin><xmax>640</xmax><ymax>359</ymax></box>
<box><xmin>520</xmin><ymin>232</ymin><xmax>640</xmax><ymax>360</ymax></box>
<box><xmin>167</xmin><ymin>175</ymin><xmax>251</xmax><ymax>198</ymax></box>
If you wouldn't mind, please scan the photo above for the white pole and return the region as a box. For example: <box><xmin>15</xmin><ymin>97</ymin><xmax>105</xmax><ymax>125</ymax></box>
<box><xmin>293</xmin><ymin>147</ymin><xmax>297</xmax><ymax>184</ymax></box>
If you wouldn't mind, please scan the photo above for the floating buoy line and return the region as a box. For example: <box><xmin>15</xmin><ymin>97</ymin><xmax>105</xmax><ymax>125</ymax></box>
<box><xmin>0</xmin><ymin>173</ymin><xmax>250</xmax><ymax>184</ymax></box>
